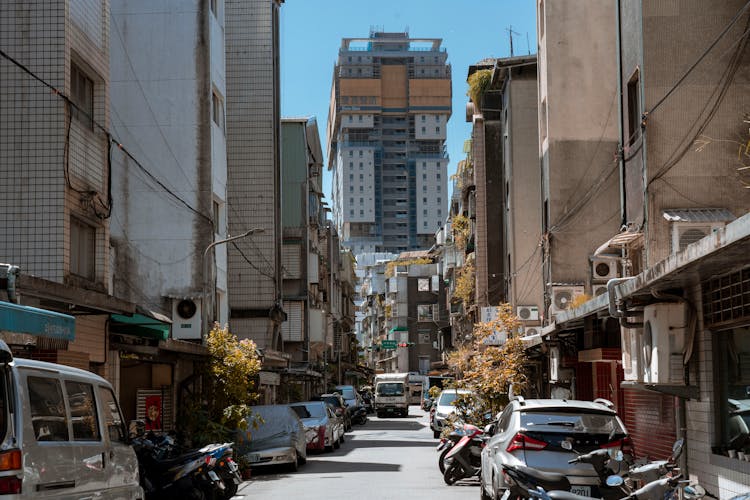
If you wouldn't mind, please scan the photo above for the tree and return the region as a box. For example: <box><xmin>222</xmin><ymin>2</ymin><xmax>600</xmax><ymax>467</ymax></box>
<box><xmin>179</xmin><ymin>324</ymin><xmax>261</xmax><ymax>445</ymax></box>
<box><xmin>447</xmin><ymin>304</ymin><xmax>529</xmax><ymax>416</ymax></box>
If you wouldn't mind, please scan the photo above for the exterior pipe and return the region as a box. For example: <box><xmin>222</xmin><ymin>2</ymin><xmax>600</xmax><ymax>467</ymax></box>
<box><xmin>607</xmin><ymin>277</ymin><xmax>643</xmax><ymax>328</ymax></box>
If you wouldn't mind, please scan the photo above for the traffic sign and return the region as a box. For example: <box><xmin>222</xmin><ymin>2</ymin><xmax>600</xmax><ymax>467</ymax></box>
<box><xmin>381</xmin><ymin>340</ymin><xmax>397</xmax><ymax>349</ymax></box>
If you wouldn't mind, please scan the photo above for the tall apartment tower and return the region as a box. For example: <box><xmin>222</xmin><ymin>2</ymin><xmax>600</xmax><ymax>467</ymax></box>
<box><xmin>326</xmin><ymin>31</ymin><xmax>452</xmax><ymax>255</ymax></box>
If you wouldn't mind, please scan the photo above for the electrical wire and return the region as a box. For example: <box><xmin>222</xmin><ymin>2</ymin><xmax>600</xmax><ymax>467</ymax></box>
<box><xmin>0</xmin><ymin>47</ymin><xmax>213</xmax><ymax>226</ymax></box>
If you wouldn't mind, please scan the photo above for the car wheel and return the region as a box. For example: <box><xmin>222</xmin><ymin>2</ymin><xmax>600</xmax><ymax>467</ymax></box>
<box><xmin>433</xmin><ymin>429</ymin><xmax>441</xmax><ymax>439</ymax></box>
<box><xmin>298</xmin><ymin>452</ymin><xmax>307</xmax><ymax>465</ymax></box>
<box><xmin>339</xmin><ymin>434</ymin><xmax>345</xmax><ymax>444</ymax></box>
<box><xmin>333</xmin><ymin>438</ymin><xmax>340</xmax><ymax>449</ymax></box>
<box><xmin>287</xmin><ymin>452</ymin><xmax>299</xmax><ymax>473</ymax></box>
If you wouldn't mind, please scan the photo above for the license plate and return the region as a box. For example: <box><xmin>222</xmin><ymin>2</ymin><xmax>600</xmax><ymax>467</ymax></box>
<box><xmin>208</xmin><ymin>470</ymin><xmax>220</xmax><ymax>481</ymax></box>
<box><xmin>246</xmin><ymin>453</ymin><xmax>260</xmax><ymax>463</ymax></box>
<box><xmin>570</xmin><ymin>486</ymin><xmax>591</xmax><ymax>496</ymax></box>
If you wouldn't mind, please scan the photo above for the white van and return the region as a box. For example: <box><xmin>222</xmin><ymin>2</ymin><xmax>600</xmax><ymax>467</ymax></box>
<box><xmin>0</xmin><ymin>341</ymin><xmax>143</xmax><ymax>498</ymax></box>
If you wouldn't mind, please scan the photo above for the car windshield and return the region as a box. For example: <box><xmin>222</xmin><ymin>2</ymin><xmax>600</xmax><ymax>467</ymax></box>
<box><xmin>438</xmin><ymin>392</ymin><xmax>462</xmax><ymax>406</ymax></box>
<box><xmin>290</xmin><ymin>405</ymin><xmax>312</xmax><ymax>419</ymax></box>
<box><xmin>377</xmin><ymin>383</ymin><xmax>404</xmax><ymax>396</ymax></box>
<box><xmin>322</xmin><ymin>396</ymin><xmax>342</xmax><ymax>408</ymax></box>
<box><xmin>521</xmin><ymin>411</ymin><xmax>625</xmax><ymax>434</ymax></box>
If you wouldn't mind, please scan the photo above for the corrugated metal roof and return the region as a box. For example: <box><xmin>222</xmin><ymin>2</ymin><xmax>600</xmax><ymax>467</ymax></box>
<box><xmin>662</xmin><ymin>208</ymin><xmax>735</xmax><ymax>223</ymax></box>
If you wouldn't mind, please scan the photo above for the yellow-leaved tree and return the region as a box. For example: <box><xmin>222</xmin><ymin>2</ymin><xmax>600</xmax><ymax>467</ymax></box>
<box><xmin>448</xmin><ymin>303</ymin><xmax>528</xmax><ymax>418</ymax></box>
<box><xmin>180</xmin><ymin>324</ymin><xmax>261</xmax><ymax>445</ymax></box>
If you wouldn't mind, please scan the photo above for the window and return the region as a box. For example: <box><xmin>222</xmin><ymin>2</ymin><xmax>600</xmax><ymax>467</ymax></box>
<box><xmin>349</xmin><ymin>162</ymin><xmax>353</xmax><ymax>168</ymax></box>
<box><xmin>436</xmin><ymin>127</ymin><xmax>440</xmax><ymax>134</ymax></box>
<box><xmin>360</xmin><ymin>198</ymin><xmax>363</xmax><ymax>205</ymax></box>
<box><xmin>423</xmin><ymin>209</ymin><xmax>428</xmax><ymax>216</ymax></box>
<box><xmin>437</xmin><ymin>173</ymin><xmax>441</xmax><ymax>180</ymax></box>
<box><xmin>350</xmin><ymin>210</ymin><xmax>354</xmax><ymax>216</ymax></box>
<box><xmin>421</xmin><ymin>115</ymin><xmax>426</xmax><ymax>122</ymax></box>
<box><xmin>359</xmin><ymin>162</ymin><xmax>363</xmax><ymax>169</ymax></box>
<box><xmin>359</xmin><ymin>174</ymin><xmax>364</xmax><ymax>180</ymax></box>
<box><xmin>359</xmin><ymin>151</ymin><xmax>363</xmax><ymax>157</ymax></box>
<box><xmin>349</xmin><ymin>197</ymin><xmax>354</xmax><ymax>204</ymax></box>
<box><xmin>71</xmin><ymin>217</ymin><xmax>96</xmax><ymax>280</ymax></box>
<box><xmin>423</xmin><ymin>197</ymin><xmax>427</xmax><ymax>203</ymax></box>
<box><xmin>212</xmin><ymin>90</ymin><xmax>225</xmax><ymax>132</ymax></box>
<box><xmin>423</xmin><ymin>186</ymin><xmax>427</xmax><ymax>192</ymax></box>
<box><xmin>66</xmin><ymin>381</ymin><xmax>100</xmax><ymax>441</ymax></box>
<box><xmin>97</xmin><ymin>387</ymin><xmax>124</xmax><ymax>442</ymax></box>
<box><xmin>435</xmin><ymin>115</ymin><xmax>440</xmax><ymax>122</ymax></box>
<box><xmin>437</xmin><ymin>186</ymin><xmax>441</xmax><ymax>192</ymax></box>
<box><xmin>71</xmin><ymin>63</ymin><xmax>94</xmax><ymax>128</ymax></box>
<box><xmin>423</xmin><ymin>162</ymin><xmax>427</xmax><ymax>167</ymax></box>
<box><xmin>358</xmin><ymin>115</ymin><xmax>363</xmax><ymax>121</ymax></box>
<box><xmin>627</xmin><ymin>69</ymin><xmax>641</xmax><ymax>146</ymax></box>
<box><xmin>359</xmin><ymin>186</ymin><xmax>363</xmax><ymax>192</ymax></box>
<box><xmin>423</xmin><ymin>174</ymin><xmax>427</xmax><ymax>180</ymax></box>
<box><xmin>421</xmin><ymin>127</ymin><xmax>426</xmax><ymax>133</ymax></box>
<box><xmin>419</xmin><ymin>330</ymin><xmax>431</xmax><ymax>344</ymax></box>
<box><xmin>349</xmin><ymin>186</ymin><xmax>353</xmax><ymax>192</ymax></box>
<box><xmin>360</xmin><ymin>210</ymin><xmax>364</xmax><ymax>216</ymax></box>
<box><xmin>349</xmin><ymin>150</ymin><xmax>353</xmax><ymax>157</ymax></box>
<box><xmin>349</xmin><ymin>174</ymin><xmax>354</xmax><ymax>181</ymax></box>
<box><xmin>28</xmin><ymin>377</ymin><xmax>69</xmax><ymax>441</ymax></box>
<box><xmin>437</xmin><ymin>197</ymin><xmax>441</xmax><ymax>203</ymax></box>
<box><xmin>348</xmin><ymin>115</ymin><xmax>353</xmax><ymax>122</ymax></box>
<box><xmin>418</xmin><ymin>278</ymin><xmax>430</xmax><ymax>291</ymax></box>
<box><xmin>417</xmin><ymin>304</ymin><xmax>433</xmax><ymax>322</ymax></box>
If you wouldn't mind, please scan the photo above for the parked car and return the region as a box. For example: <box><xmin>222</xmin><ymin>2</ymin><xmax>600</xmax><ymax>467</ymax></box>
<box><xmin>235</xmin><ymin>405</ymin><xmax>307</xmax><ymax>472</ymax></box>
<box><xmin>479</xmin><ymin>398</ymin><xmax>632</xmax><ymax>500</ymax></box>
<box><xmin>289</xmin><ymin>401</ymin><xmax>344</xmax><ymax>452</ymax></box>
<box><xmin>431</xmin><ymin>388</ymin><xmax>473</xmax><ymax>438</ymax></box>
<box><xmin>317</xmin><ymin>393</ymin><xmax>352</xmax><ymax>431</ymax></box>
<box><xmin>0</xmin><ymin>340</ymin><xmax>143</xmax><ymax>498</ymax></box>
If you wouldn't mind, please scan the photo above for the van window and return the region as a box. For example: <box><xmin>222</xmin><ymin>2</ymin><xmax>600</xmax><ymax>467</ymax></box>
<box><xmin>98</xmin><ymin>386</ymin><xmax>126</xmax><ymax>442</ymax></box>
<box><xmin>65</xmin><ymin>381</ymin><xmax>100</xmax><ymax>441</ymax></box>
<box><xmin>28</xmin><ymin>376</ymin><xmax>69</xmax><ymax>441</ymax></box>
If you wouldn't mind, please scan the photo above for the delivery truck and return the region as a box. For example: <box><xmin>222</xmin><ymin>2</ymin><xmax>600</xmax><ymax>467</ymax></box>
<box><xmin>373</xmin><ymin>372</ymin><xmax>409</xmax><ymax>417</ymax></box>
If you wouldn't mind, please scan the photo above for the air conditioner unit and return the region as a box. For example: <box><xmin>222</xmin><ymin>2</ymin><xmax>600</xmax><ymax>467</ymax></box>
<box><xmin>621</xmin><ymin>326</ymin><xmax>643</xmax><ymax>382</ymax></box>
<box><xmin>671</xmin><ymin>223</ymin><xmax>724</xmax><ymax>254</ymax></box>
<box><xmin>591</xmin><ymin>258</ymin><xmax>619</xmax><ymax>281</ymax></box>
<box><xmin>592</xmin><ymin>284</ymin><xmax>608</xmax><ymax>298</ymax></box>
<box><xmin>642</xmin><ymin>303</ymin><xmax>686</xmax><ymax>384</ymax></box>
<box><xmin>524</xmin><ymin>326</ymin><xmax>540</xmax><ymax>337</ymax></box>
<box><xmin>517</xmin><ymin>305</ymin><xmax>540</xmax><ymax>322</ymax></box>
<box><xmin>172</xmin><ymin>298</ymin><xmax>202</xmax><ymax>340</ymax></box>
<box><xmin>549</xmin><ymin>345</ymin><xmax>561</xmax><ymax>382</ymax></box>
<box><xmin>549</xmin><ymin>285</ymin><xmax>585</xmax><ymax>318</ymax></box>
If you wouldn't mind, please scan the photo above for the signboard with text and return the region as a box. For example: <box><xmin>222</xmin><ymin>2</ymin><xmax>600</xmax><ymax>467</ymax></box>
<box><xmin>381</xmin><ymin>340</ymin><xmax>397</xmax><ymax>350</ymax></box>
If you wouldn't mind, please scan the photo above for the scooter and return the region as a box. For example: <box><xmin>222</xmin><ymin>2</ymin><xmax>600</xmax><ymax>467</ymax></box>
<box><xmin>436</xmin><ymin>422</ymin><xmax>469</xmax><ymax>473</ymax></box>
<box><xmin>202</xmin><ymin>442</ymin><xmax>242</xmax><ymax>500</ymax></box>
<box><xmin>352</xmin><ymin>405</ymin><xmax>368</xmax><ymax>425</ymax></box>
<box><xmin>442</xmin><ymin>423</ymin><xmax>487</xmax><ymax>485</ymax></box>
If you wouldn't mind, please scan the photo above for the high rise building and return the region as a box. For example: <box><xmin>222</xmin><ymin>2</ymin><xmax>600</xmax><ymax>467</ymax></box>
<box><xmin>326</xmin><ymin>30</ymin><xmax>452</xmax><ymax>255</ymax></box>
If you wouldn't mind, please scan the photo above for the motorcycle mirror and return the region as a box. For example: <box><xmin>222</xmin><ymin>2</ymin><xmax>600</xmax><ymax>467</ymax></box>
<box><xmin>607</xmin><ymin>449</ymin><xmax>624</xmax><ymax>461</ymax></box>
<box><xmin>561</xmin><ymin>440</ymin><xmax>573</xmax><ymax>451</ymax></box>
<box><xmin>671</xmin><ymin>438</ymin><xmax>685</xmax><ymax>462</ymax></box>
<box><xmin>684</xmin><ymin>485</ymin><xmax>706</xmax><ymax>499</ymax></box>
<box><xmin>606</xmin><ymin>475</ymin><xmax>624</xmax><ymax>487</ymax></box>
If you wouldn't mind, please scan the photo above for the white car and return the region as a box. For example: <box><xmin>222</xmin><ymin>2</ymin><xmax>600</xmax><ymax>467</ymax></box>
<box><xmin>431</xmin><ymin>388</ymin><xmax>473</xmax><ymax>438</ymax></box>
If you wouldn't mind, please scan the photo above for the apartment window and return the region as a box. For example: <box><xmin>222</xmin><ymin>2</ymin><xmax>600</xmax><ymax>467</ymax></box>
<box><xmin>349</xmin><ymin>162</ymin><xmax>353</xmax><ymax>169</ymax></box>
<box><xmin>360</xmin><ymin>210</ymin><xmax>364</xmax><ymax>216</ymax></box>
<box><xmin>422</xmin><ymin>186</ymin><xmax>427</xmax><ymax>192</ymax></box>
<box><xmin>359</xmin><ymin>150</ymin><xmax>363</xmax><ymax>157</ymax></box>
<box><xmin>349</xmin><ymin>174</ymin><xmax>354</xmax><ymax>181</ymax></box>
<box><xmin>71</xmin><ymin>217</ymin><xmax>96</xmax><ymax>280</ymax></box>
<box><xmin>627</xmin><ymin>69</ymin><xmax>641</xmax><ymax>146</ymax></box>
<box><xmin>358</xmin><ymin>115</ymin><xmax>363</xmax><ymax>122</ymax></box>
<box><xmin>212</xmin><ymin>90</ymin><xmax>225</xmax><ymax>132</ymax></box>
<box><xmin>417</xmin><ymin>304</ymin><xmax>433</xmax><ymax>321</ymax></box>
<box><xmin>423</xmin><ymin>197</ymin><xmax>427</xmax><ymax>203</ymax></box>
<box><xmin>348</xmin><ymin>56</ymin><xmax>352</xmax><ymax>62</ymax></box>
<box><xmin>423</xmin><ymin>174</ymin><xmax>427</xmax><ymax>180</ymax></box>
<box><xmin>421</xmin><ymin>127</ymin><xmax>426</xmax><ymax>133</ymax></box>
<box><xmin>436</xmin><ymin>127</ymin><xmax>440</xmax><ymax>133</ymax></box>
<box><xmin>357</xmin><ymin>56</ymin><xmax>361</xmax><ymax>62</ymax></box>
<box><xmin>349</xmin><ymin>150</ymin><xmax>353</xmax><ymax>157</ymax></box>
<box><xmin>350</xmin><ymin>197</ymin><xmax>354</xmax><ymax>204</ymax></box>
<box><xmin>359</xmin><ymin>162</ymin><xmax>363</xmax><ymax>169</ymax></box>
<box><xmin>435</xmin><ymin>115</ymin><xmax>440</xmax><ymax>122</ymax></box>
<box><xmin>423</xmin><ymin>162</ymin><xmax>427</xmax><ymax>167</ymax></box>
<box><xmin>421</xmin><ymin>115</ymin><xmax>426</xmax><ymax>122</ymax></box>
<box><xmin>420</xmin><ymin>69</ymin><xmax>425</xmax><ymax>75</ymax></box>
<box><xmin>423</xmin><ymin>209</ymin><xmax>428</xmax><ymax>216</ymax></box>
<box><xmin>348</xmin><ymin>116</ymin><xmax>353</xmax><ymax>122</ymax></box>
<box><xmin>71</xmin><ymin>63</ymin><xmax>94</xmax><ymax>129</ymax></box>
<box><xmin>419</xmin><ymin>331</ymin><xmax>431</xmax><ymax>346</ymax></box>
<box><xmin>350</xmin><ymin>210</ymin><xmax>354</xmax><ymax>216</ymax></box>
<box><xmin>357</xmin><ymin>68</ymin><xmax>362</xmax><ymax>75</ymax></box>
<box><xmin>359</xmin><ymin>174</ymin><xmax>363</xmax><ymax>180</ymax></box>
<box><xmin>438</xmin><ymin>209</ymin><xmax>442</xmax><ymax>216</ymax></box>
<box><xmin>437</xmin><ymin>197</ymin><xmax>441</xmax><ymax>203</ymax></box>
<box><xmin>437</xmin><ymin>185</ymin><xmax>441</xmax><ymax>192</ymax></box>
<box><xmin>418</xmin><ymin>278</ymin><xmax>430</xmax><ymax>291</ymax></box>
<box><xmin>349</xmin><ymin>186</ymin><xmax>353</xmax><ymax>192</ymax></box>
<box><xmin>359</xmin><ymin>186</ymin><xmax>363</xmax><ymax>192</ymax></box>
<box><xmin>359</xmin><ymin>198</ymin><xmax>363</xmax><ymax>205</ymax></box>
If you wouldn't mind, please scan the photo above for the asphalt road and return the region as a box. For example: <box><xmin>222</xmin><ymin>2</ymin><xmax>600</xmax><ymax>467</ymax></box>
<box><xmin>235</xmin><ymin>406</ymin><xmax>479</xmax><ymax>499</ymax></box>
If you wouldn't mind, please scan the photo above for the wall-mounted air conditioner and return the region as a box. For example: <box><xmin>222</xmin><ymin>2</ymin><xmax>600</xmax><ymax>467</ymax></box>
<box><xmin>621</xmin><ymin>326</ymin><xmax>642</xmax><ymax>382</ymax></box>
<box><xmin>517</xmin><ymin>305</ymin><xmax>539</xmax><ymax>322</ymax></box>
<box><xmin>592</xmin><ymin>284</ymin><xmax>608</xmax><ymax>297</ymax></box>
<box><xmin>642</xmin><ymin>303</ymin><xmax>686</xmax><ymax>384</ymax></box>
<box><xmin>671</xmin><ymin>223</ymin><xmax>724</xmax><ymax>254</ymax></box>
<box><xmin>172</xmin><ymin>298</ymin><xmax>202</xmax><ymax>340</ymax></box>
<box><xmin>524</xmin><ymin>326</ymin><xmax>540</xmax><ymax>337</ymax></box>
<box><xmin>591</xmin><ymin>258</ymin><xmax>619</xmax><ymax>281</ymax></box>
<box><xmin>549</xmin><ymin>285</ymin><xmax>585</xmax><ymax>318</ymax></box>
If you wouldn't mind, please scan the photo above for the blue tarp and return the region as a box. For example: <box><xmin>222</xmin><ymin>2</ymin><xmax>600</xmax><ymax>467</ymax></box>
<box><xmin>0</xmin><ymin>301</ymin><xmax>75</xmax><ymax>340</ymax></box>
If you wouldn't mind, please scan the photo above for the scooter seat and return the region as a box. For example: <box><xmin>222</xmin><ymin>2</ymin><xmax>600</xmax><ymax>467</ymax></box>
<box><xmin>509</xmin><ymin>464</ymin><xmax>571</xmax><ymax>491</ymax></box>
<box><xmin>547</xmin><ymin>491</ymin><xmax>597</xmax><ymax>500</ymax></box>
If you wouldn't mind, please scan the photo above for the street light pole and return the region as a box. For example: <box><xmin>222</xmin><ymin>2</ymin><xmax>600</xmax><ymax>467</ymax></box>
<box><xmin>202</xmin><ymin>228</ymin><xmax>264</xmax><ymax>338</ymax></box>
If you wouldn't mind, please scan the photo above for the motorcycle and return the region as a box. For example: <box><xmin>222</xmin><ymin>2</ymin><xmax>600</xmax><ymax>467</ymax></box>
<box><xmin>436</xmin><ymin>422</ymin><xmax>469</xmax><ymax>473</ymax></box>
<box><xmin>442</xmin><ymin>423</ymin><xmax>487</xmax><ymax>485</ymax></box>
<box><xmin>352</xmin><ymin>405</ymin><xmax>368</xmax><ymax>425</ymax></box>
<box><xmin>202</xmin><ymin>442</ymin><xmax>242</xmax><ymax>500</ymax></box>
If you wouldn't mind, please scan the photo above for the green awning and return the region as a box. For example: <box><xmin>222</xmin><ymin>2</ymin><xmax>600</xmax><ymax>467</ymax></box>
<box><xmin>389</xmin><ymin>326</ymin><xmax>408</xmax><ymax>333</ymax></box>
<box><xmin>0</xmin><ymin>301</ymin><xmax>75</xmax><ymax>340</ymax></box>
<box><xmin>110</xmin><ymin>312</ymin><xmax>170</xmax><ymax>341</ymax></box>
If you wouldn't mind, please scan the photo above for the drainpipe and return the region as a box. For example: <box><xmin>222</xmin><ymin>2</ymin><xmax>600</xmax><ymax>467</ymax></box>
<box><xmin>3</xmin><ymin>265</ymin><xmax>20</xmax><ymax>304</ymax></box>
<box><xmin>615</xmin><ymin>0</ymin><xmax>627</xmax><ymax>228</ymax></box>
<box><xmin>607</xmin><ymin>277</ymin><xmax>643</xmax><ymax>328</ymax></box>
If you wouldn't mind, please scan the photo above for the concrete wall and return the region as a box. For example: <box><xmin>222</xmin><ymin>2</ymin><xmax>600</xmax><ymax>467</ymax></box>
<box><xmin>109</xmin><ymin>0</ymin><xmax>224</xmax><ymax>323</ymax></box>
<box><xmin>538</xmin><ymin>0</ymin><xmax>621</xmax><ymax>314</ymax></box>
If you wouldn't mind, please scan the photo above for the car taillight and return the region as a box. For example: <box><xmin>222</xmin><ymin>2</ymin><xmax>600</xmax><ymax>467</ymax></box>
<box><xmin>601</xmin><ymin>437</ymin><xmax>635</xmax><ymax>456</ymax></box>
<box><xmin>0</xmin><ymin>450</ymin><xmax>21</xmax><ymax>471</ymax></box>
<box><xmin>506</xmin><ymin>433</ymin><xmax>548</xmax><ymax>453</ymax></box>
<box><xmin>0</xmin><ymin>476</ymin><xmax>21</xmax><ymax>494</ymax></box>
<box><xmin>318</xmin><ymin>425</ymin><xmax>326</xmax><ymax>441</ymax></box>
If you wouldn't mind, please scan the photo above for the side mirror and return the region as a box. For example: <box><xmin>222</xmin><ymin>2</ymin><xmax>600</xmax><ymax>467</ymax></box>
<box><xmin>129</xmin><ymin>419</ymin><xmax>146</xmax><ymax>439</ymax></box>
<box><xmin>608</xmin><ymin>449</ymin><xmax>624</xmax><ymax>462</ymax></box>
<box><xmin>671</xmin><ymin>438</ymin><xmax>685</xmax><ymax>462</ymax></box>
<box><xmin>606</xmin><ymin>475</ymin><xmax>624</xmax><ymax>487</ymax></box>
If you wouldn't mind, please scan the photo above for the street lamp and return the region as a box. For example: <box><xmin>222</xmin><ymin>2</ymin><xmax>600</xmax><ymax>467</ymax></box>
<box><xmin>202</xmin><ymin>228</ymin><xmax>264</xmax><ymax>338</ymax></box>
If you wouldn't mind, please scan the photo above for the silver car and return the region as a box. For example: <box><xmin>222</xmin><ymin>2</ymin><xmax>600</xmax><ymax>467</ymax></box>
<box><xmin>431</xmin><ymin>388</ymin><xmax>473</xmax><ymax>438</ymax></box>
<box><xmin>480</xmin><ymin>398</ymin><xmax>632</xmax><ymax>500</ymax></box>
<box><xmin>289</xmin><ymin>401</ymin><xmax>344</xmax><ymax>453</ymax></box>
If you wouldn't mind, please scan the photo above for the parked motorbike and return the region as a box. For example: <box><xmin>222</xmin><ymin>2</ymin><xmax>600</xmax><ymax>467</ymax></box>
<box><xmin>352</xmin><ymin>405</ymin><xmax>368</xmax><ymax>425</ymax></box>
<box><xmin>201</xmin><ymin>442</ymin><xmax>242</xmax><ymax>500</ymax></box>
<box><xmin>501</xmin><ymin>463</ymin><xmax>573</xmax><ymax>499</ymax></box>
<box><xmin>436</xmin><ymin>422</ymin><xmax>469</xmax><ymax>473</ymax></box>
<box><xmin>442</xmin><ymin>423</ymin><xmax>487</xmax><ymax>485</ymax></box>
<box><xmin>130</xmin><ymin>423</ymin><xmax>224</xmax><ymax>500</ymax></box>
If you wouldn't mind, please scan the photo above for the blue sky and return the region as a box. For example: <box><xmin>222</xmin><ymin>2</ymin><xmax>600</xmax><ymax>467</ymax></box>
<box><xmin>280</xmin><ymin>0</ymin><xmax>537</xmax><ymax>203</ymax></box>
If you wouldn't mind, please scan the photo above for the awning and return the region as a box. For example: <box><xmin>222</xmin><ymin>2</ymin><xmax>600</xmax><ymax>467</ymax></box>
<box><xmin>110</xmin><ymin>310</ymin><xmax>171</xmax><ymax>341</ymax></box>
<box><xmin>0</xmin><ymin>301</ymin><xmax>75</xmax><ymax>340</ymax></box>
<box><xmin>594</xmin><ymin>230</ymin><xmax>643</xmax><ymax>257</ymax></box>
<box><xmin>662</xmin><ymin>208</ymin><xmax>735</xmax><ymax>223</ymax></box>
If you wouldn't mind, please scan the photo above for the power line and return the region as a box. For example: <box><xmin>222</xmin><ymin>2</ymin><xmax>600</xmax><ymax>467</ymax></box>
<box><xmin>0</xmin><ymin>47</ymin><xmax>213</xmax><ymax>226</ymax></box>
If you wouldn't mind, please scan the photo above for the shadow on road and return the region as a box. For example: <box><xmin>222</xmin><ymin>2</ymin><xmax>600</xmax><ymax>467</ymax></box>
<box><xmin>345</xmin><ymin>438</ymin><xmax>436</xmax><ymax>449</ymax></box>
<box><xmin>358</xmin><ymin>420</ymin><xmax>425</xmax><ymax>431</ymax></box>
<box><xmin>249</xmin><ymin>460</ymin><xmax>401</xmax><ymax>478</ymax></box>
